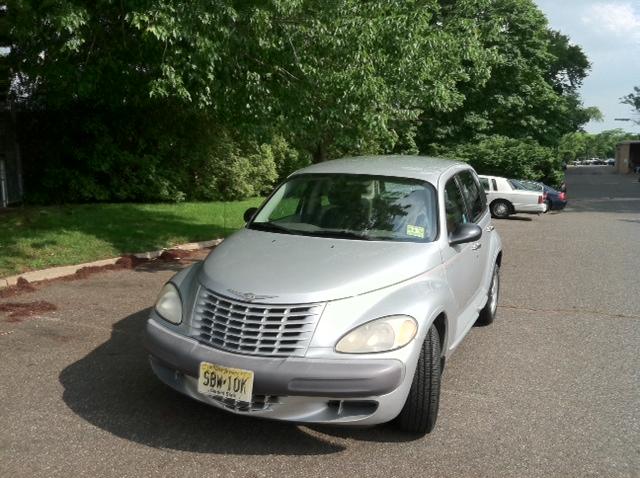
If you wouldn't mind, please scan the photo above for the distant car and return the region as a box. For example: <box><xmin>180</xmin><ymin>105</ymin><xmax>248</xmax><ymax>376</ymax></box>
<box><xmin>520</xmin><ymin>180</ymin><xmax>567</xmax><ymax>211</ymax></box>
<box><xmin>478</xmin><ymin>175</ymin><xmax>547</xmax><ymax>219</ymax></box>
<box><xmin>606</xmin><ymin>158</ymin><xmax>615</xmax><ymax>166</ymax></box>
<box><xmin>544</xmin><ymin>185</ymin><xmax>567</xmax><ymax>210</ymax></box>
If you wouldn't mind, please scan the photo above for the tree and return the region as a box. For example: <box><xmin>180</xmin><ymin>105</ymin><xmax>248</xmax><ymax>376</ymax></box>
<box><xmin>622</xmin><ymin>86</ymin><xmax>640</xmax><ymax>124</ymax></box>
<box><xmin>10</xmin><ymin>1</ymin><xmax>494</xmax><ymax>159</ymax></box>
<box><xmin>7</xmin><ymin>0</ymin><xmax>496</xmax><ymax>201</ymax></box>
<box><xmin>128</xmin><ymin>0</ymin><xmax>498</xmax><ymax>161</ymax></box>
<box><xmin>559</xmin><ymin>129</ymin><xmax>639</xmax><ymax>162</ymax></box>
<box><xmin>417</xmin><ymin>0</ymin><xmax>597</xmax><ymax>152</ymax></box>
<box><xmin>0</xmin><ymin>3</ymin><xmax>9</xmax><ymax>104</ymax></box>
<box><xmin>545</xmin><ymin>30</ymin><xmax>590</xmax><ymax>95</ymax></box>
<box><xmin>445</xmin><ymin>135</ymin><xmax>562</xmax><ymax>186</ymax></box>
<box><xmin>6</xmin><ymin>0</ymin><xmax>598</xmax><ymax>203</ymax></box>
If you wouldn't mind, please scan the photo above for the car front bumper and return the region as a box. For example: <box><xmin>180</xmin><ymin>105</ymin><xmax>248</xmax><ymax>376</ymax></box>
<box><xmin>144</xmin><ymin>319</ymin><xmax>411</xmax><ymax>425</ymax></box>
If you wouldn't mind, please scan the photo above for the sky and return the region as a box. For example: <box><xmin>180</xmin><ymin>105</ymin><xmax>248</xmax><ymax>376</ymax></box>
<box><xmin>534</xmin><ymin>0</ymin><xmax>640</xmax><ymax>134</ymax></box>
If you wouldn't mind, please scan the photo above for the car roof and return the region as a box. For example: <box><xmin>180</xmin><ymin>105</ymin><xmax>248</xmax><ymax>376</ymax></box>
<box><xmin>291</xmin><ymin>155</ymin><xmax>468</xmax><ymax>183</ymax></box>
<box><xmin>478</xmin><ymin>174</ymin><xmax>505</xmax><ymax>180</ymax></box>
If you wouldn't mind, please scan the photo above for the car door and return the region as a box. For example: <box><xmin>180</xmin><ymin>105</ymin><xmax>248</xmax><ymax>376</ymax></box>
<box><xmin>456</xmin><ymin>170</ymin><xmax>493</xmax><ymax>294</ymax></box>
<box><xmin>441</xmin><ymin>175</ymin><xmax>480</xmax><ymax>335</ymax></box>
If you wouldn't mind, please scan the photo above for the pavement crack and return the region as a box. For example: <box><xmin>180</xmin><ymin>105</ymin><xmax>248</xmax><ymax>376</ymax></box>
<box><xmin>500</xmin><ymin>304</ymin><xmax>640</xmax><ymax>320</ymax></box>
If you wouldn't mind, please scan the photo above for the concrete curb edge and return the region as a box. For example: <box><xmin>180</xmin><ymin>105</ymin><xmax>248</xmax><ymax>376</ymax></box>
<box><xmin>0</xmin><ymin>238</ymin><xmax>223</xmax><ymax>290</ymax></box>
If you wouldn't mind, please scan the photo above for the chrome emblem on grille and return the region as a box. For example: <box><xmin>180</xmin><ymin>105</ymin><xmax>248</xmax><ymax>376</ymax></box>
<box><xmin>227</xmin><ymin>289</ymin><xmax>277</xmax><ymax>302</ymax></box>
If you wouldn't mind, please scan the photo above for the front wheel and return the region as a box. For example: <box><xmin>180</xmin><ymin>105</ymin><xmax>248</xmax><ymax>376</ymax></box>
<box><xmin>477</xmin><ymin>264</ymin><xmax>500</xmax><ymax>326</ymax></box>
<box><xmin>396</xmin><ymin>325</ymin><xmax>441</xmax><ymax>435</ymax></box>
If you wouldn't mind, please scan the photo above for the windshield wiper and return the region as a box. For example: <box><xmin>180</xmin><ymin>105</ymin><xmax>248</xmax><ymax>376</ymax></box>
<box><xmin>311</xmin><ymin>230</ymin><xmax>372</xmax><ymax>240</ymax></box>
<box><xmin>250</xmin><ymin>222</ymin><xmax>294</xmax><ymax>234</ymax></box>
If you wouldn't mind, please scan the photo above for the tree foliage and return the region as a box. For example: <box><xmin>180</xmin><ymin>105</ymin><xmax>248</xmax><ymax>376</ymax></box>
<box><xmin>558</xmin><ymin>129</ymin><xmax>639</xmax><ymax>163</ymax></box>
<box><xmin>443</xmin><ymin>135</ymin><xmax>562</xmax><ymax>186</ymax></box>
<box><xmin>417</xmin><ymin>0</ymin><xmax>597</xmax><ymax>151</ymax></box>
<box><xmin>622</xmin><ymin>86</ymin><xmax>640</xmax><ymax>124</ymax></box>
<box><xmin>6</xmin><ymin>0</ymin><xmax>599</xmax><ymax>203</ymax></box>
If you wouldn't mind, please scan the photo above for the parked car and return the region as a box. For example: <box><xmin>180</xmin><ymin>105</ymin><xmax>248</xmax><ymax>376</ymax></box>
<box><xmin>144</xmin><ymin>156</ymin><xmax>503</xmax><ymax>435</ymax></box>
<box><xmin>478</xmin><ymin>175</ymin><xmax>547</xmax><ymax>218</ymax></box>
<box><xmin>606</xmin><ymin>158</ymin><xmax>615</xmax><ymax>166</ymax></box>
<box><xmin>520</xmin><ymin>180</ymin><xmax>567</xmax><ymax>211</ymax></box>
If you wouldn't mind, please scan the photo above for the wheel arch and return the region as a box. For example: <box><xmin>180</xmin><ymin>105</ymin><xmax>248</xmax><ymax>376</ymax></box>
<box><xmin>432</xmin><ymin>312</ymin><xmax>447</xmax><ymax>370</ymax></box>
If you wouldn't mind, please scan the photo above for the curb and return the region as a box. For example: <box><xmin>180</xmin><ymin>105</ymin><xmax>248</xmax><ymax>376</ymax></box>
<box><xmin>0</xmin><ymin>238</ymin><xmax>223</xmax><ymax>290</ymax></box>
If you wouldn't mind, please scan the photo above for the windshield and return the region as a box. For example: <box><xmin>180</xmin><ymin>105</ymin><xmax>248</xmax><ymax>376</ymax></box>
<box><xmin>249</xmin><ymin>174</ymin><xmax>438</xmax><ymax>242</ymax></box>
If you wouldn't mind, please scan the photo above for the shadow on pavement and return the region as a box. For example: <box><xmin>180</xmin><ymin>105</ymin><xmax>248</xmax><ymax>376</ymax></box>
<box><xmin>306</xmin><ymin>423</ymin><xmax>424</xmax><ymax>443</ymax></box>
<box><xmin>499</xmin><ymin>216</ymin><xmax>533</xmax><ymax>222</ymax></box>
<box><xmin>59</xmin><ymin>308</ymin><xmax>345</xmax><ymax>455</ymax></box>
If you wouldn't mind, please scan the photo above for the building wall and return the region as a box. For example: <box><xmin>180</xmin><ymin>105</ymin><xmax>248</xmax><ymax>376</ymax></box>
<box><xmin>616</xmin><ymin>143</ymin><xmax>630</xmax><ymax>174</ymax></box>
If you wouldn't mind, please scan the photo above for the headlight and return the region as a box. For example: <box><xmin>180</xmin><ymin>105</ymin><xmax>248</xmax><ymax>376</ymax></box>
<box><xmin>155</xmin><ymin>283</ymin><xmax>182</xmax><ymax>324</ymax></box>
<box><xmin>335</xmin><ymin>315</ymin><xmax>418</xmax><ymax>354</ymax></box>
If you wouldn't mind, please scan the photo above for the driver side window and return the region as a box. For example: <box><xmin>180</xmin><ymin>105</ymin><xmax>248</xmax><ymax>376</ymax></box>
<box><xmin>444</xmin><ymin>178</ymin><xmax>468</xmax><ymax>234</ymax></box>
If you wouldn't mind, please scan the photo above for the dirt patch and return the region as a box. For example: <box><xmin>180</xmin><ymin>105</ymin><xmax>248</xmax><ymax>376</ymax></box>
<box><xmin>115</xmin><ymin>255</ymin><xmax>149</xmax><ymax>269</ymax></box>
<box><xmin>0</xmin><ymin>301</ymin><xmax>57</xmax><ymax>322</ymax></box>
<box><xmin>159</xmin><ymin>249</ymin><xmax>190</xmax><ymax>261</ymax></box>
<box><xmin>0</xmin><ymin>245</ymin><xmax>216</xmax><ymax>297</ymax></box>
<box><xmin>0</xmin><ymin>277</ymin><xmax>36</xmax><ymax>298</ymax></box>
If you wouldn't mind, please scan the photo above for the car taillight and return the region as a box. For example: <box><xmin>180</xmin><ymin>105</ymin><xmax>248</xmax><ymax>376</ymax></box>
<box><xmin>560</xmin><ymin>192</ymin><xmax>566</xmax><ymax>201</ymax></box>
<box><xmin>538</xmin><ymin>195</ymin><xmax>544</xmax><ymax>204</ymax></box>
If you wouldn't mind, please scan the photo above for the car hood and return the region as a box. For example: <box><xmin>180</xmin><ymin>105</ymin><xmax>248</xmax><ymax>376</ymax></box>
<box><xmin>199</xmin><ymin>228</ymin><xmax>442</xmax><ymax>304</ymax></box>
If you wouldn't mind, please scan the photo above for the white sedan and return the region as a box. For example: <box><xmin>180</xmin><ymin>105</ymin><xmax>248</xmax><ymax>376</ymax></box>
<box><xmin>478</xmin><ymin>175</ymin><xmax>547</xmax><ymax>218</ymax></box>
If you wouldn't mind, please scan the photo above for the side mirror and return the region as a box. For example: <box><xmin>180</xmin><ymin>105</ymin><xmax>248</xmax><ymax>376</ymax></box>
<box><xmin>449</xmin><ymin>223</ymin><xmax>482</xmax><ymax>246</ymax></box>
<box><xmin>243</xmin><ymin>207</ymin><xmax>258</xmax><ymax>223</ymax></box>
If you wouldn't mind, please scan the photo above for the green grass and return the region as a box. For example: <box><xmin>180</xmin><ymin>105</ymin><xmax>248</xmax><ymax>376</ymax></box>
<box><xmin>0</xmin><ymin>199</ymin><xmax>263</xmax><ymax>277</ymax></box>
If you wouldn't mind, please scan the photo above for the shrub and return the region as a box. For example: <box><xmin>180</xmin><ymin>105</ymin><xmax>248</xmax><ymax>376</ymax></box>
<box><xmin>442</xmin><ymin>136</ymin><xmax>562</xmax><ymax>185</ymax></box>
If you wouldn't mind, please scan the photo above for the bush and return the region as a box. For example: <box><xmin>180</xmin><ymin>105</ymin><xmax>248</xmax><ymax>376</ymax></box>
<box><xmin>18</xmin><ymin>106</ymin><xmax>304</xmax><ymax>203</ymax></box>
<box><xmin>442</xmin><ymin>136</ymin><xmax>563</xmax><ymax>186</ymax></box>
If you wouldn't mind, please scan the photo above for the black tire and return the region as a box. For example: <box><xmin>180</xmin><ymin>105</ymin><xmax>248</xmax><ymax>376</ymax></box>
<box><xmin>477</xmin><ymin>264</ymin><xmax>500</xmax><ymax>326</ymax></box>
<box><xmin>544</xmin><ymin>199</ymin><xmax>551</xmax><ymax>213</ymax></box>
<box><xmin>397</xmin><ymin>326</ymin><xmax>441</xmax><ymax>435</ymax></box>
<box><xmin>490</xmin><ymin>200</ymin><xmax>511</xmax><ymax>219</ymax></box>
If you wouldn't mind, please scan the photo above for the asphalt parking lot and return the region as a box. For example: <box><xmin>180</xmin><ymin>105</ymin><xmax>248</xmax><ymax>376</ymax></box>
<box><xmin>1</xmin><ymin>166</ymin><xmax>638</xmax><ymax>478</ymax></box>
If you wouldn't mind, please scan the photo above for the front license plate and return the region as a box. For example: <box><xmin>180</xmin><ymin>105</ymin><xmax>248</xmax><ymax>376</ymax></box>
<box><xmin>197</xmin><ymin>362</ymin><xmax>254</xmax><ymax>403</ymax></box>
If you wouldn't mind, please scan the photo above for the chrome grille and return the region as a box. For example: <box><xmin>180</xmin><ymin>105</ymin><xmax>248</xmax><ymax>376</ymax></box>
<box><xmin>191</xmin><ymin>287</ymin><xmax>324</xmax><ymax>357</ymax></box>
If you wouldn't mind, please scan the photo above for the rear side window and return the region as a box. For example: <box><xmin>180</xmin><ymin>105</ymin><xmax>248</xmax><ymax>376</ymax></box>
<box><xmin>479</xmin><ymin>177</ymin><xmax>490</xmax><ymax>191</ymax></box>
<box><xmin>457</xmin><ymin>171</ymin><xmax>486</xmax><ymax>222</ymax></box>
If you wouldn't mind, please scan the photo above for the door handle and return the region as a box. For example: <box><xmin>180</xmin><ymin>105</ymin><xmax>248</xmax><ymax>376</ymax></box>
<box><xmin>485</xmin><ymin>225</ymin><xmax>495</xmax><ymax>232</ymax></box>
<box><xmin>471</xmin><ymin>242</ymin><xmax>482</xmax><ymax>250</ymax></box>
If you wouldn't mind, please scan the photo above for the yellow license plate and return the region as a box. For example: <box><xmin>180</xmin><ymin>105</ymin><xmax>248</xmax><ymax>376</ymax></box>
<box><xmin>197</xmin><ymin>362</ymin><xmax>254</xmax><ymax>403</ymax></box>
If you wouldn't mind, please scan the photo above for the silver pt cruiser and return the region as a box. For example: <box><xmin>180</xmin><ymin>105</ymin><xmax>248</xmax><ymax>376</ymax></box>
<box><xmin>144</xmin><ymin>156</ymin><xmax>502</xmax><ymax>434</ymax></box>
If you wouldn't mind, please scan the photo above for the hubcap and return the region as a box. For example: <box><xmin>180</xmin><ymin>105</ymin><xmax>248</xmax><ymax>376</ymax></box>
<box><xmin>489</xmin><ymin>269</ymin><xmax>499</xmax><ymax>315</ymax></box>
<box><xmin>494</xmin><ymin>203</ymin><xmax>508</xmax><ymax>216</ymax></box>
